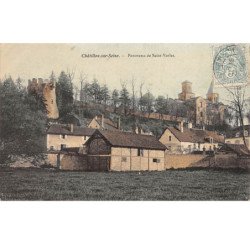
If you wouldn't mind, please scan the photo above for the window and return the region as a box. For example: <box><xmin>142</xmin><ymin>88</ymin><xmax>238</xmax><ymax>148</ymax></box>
<box><xmin>200</xmin><ymin>112</ymin><xmax>203</xmax><ymax>118</ymax></box>
<box><xmin>61</xmin><ymin>144</ymin><xmax>66</xmax><ymax>150</ymax></box>
<box><xmin>50</xmin><ymin>146</ymin><xmax>54</xmax><ymax>151</ymax></box>
<box><xmin>169</xmin><ymin>136</ymin><xmax>172</xmax><ymax>141</ymax></box>
<box><xmin>121</xmin><ymin>157</ymin><xmax>127</xmax><ymax>162</ymax></box>
<box><xmin>200</xmin><ymin>102</ymin><xmax>203</xmax><ymax>108</ymax></box>
<box><xmin>83</xmin><ymin>136</ymin><xmax>87</xmax><ymax>140</ymax></box>
<box><xmin>61</xmin><ymin>134</ymin><xmax>66</xmax><ymax>139</ymax></box>
<box><xmin>51</xmin><ymin>99</ymin><xmax>53</xmax><ymax>104</ymax></box>
<box><xmin>235</xmin><ymin>132</ymin><xmax>240</xmax><ymax>138</ymax></box>
<box><xmin>153</xmin><ymin>158</ymin><xmax>160</xmax><ymax>163</ymax></box>
<box><xmin>244</xmin><ymin>130</ymin><xmax>248</xmax><ymax>137</ymax></box>
<box><xmin>137</xmin><ymin>149</ymin><xmax>144</xmax><ymax>156</ymax></box>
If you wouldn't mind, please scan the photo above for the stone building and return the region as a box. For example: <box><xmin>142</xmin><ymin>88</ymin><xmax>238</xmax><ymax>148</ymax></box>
<box><xmin>47</xmin><ymin>124</ymin><xmax>95</xmax><ymax>151</ymax></box>
<box><xmin>27</xmin><ymin>78</ymin><xmax>59</xmax><ymax>119</ymax></box>
<box><xmin>206</xmin><ymin>80</ymin><xmax>227</xmax><ymax>125</ymax></box>
<box><xmin>159</xmin><ymin>121</ymin><xmax>224</xmax><ymax>154</ymax></box>
<box><xmin>178</xmin><ymin>80</ymin><xmax>226</xmax><ymax>126</ymax></box>
<box><xmin>85</xmin><ymin>129</ymin><xmax>166</xmax><ymax>171</ymax></box>
<box><xmin>186</xmin><ymin>96</ymin><xmax>207</xmax><ymax>126</ymax></box>
<box><xmin>46</xmin><ymin>124</ymin><xmax>95</xmax><ymax>165</ymax></box>
<box><xmin>178</xmin><ymin>80</ymin><xmax>195</xmax><ymax>101</ymax></box>
<box><xmin>88</xmin><ymin>115</ymin><xmax>120</xmax><ymax>131</ymax></box>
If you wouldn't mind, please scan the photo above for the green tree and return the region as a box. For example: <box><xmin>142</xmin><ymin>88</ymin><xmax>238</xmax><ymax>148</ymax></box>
<box><xmin>155</xmin><ymin>95</ymin><xmax>167</xmax><ymax>118</ymax></box>
<box><xmin>245</xmin><ymin>97</ymin><xmax>250</xmax><ymax>125</ymax></box>
<box><xmin>88</xmin><ymin>78</ymin><xmax>101</xmax><ymax>102</ymax></box>
<box><xmin>16</xmin><ymin>76</ymin><xmax>22</xmax><ymax>89</ymax></box>
<box><xmin>220</xmin><ymin>84</ymin><xmax>249</xmax><ymax>150</ymax></box>
<box><xmin>56</xmin><ymin>71</ymin><xmax>74</xmax><ymax>117</ymax></box>
<box><xmin>112</xmin><ymin>89</ymin><xmax>120</xmax><ymax>113</ymax></box>
<box><xmin>139</xmin><ymin>91</ymin><xmax>155</xmax><ymax>116</ymax></box>
<box><xmin>80</xmin><ymin>82</ymin><xmax>91</xmax><ymax>102</ymax></box>
<box><xmin>100</xmin><ymin>84</ymin><xmax>110</xmax><ymax>105</ymax></box>
<box><xmin>119</xmin><ymin>85</ymin><xmax>131</xmax><ymax>116</ymax></box>
<box><xmin>0</xmin><ymin>77</ymin><xmax>47</xmax><ymax>162</ymax></box>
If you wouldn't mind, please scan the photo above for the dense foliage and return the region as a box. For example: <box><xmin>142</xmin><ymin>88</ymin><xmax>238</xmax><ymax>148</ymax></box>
<box><xmin>0</xmin><ymin>77</ymin><xmax>47</xmax><ymax>162</ymax></box>
<box><xmin>56</xmin><ymin>71</ymin><xmax>74</xmax><ymax>118</ymax></box>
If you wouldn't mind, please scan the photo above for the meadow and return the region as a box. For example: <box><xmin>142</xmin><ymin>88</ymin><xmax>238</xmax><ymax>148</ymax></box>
<box><xmin>0</xmin><ymin>167</ymin><xmax>249</xmax><ymax>200</ymax></box>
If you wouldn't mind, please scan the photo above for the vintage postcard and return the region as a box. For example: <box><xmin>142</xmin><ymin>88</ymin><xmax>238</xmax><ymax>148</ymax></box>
<box><xmin>0</xmin><ymin>43</ymin><xmax>249</xmax><ymax>200</ymax></box>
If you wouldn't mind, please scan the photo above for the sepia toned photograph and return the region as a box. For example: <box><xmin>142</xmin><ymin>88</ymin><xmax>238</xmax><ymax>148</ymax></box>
<box><xmin>0</xmin><ymin>43</ymin><xmax>249</xmax><ymax>200</ymax></box>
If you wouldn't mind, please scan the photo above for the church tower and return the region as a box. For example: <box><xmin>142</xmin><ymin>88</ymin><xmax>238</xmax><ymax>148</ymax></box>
<box><xmin>207</xmin><ymin>80</ymin><xmax>219</xmax><ymax>103</ymax></box>
<box><xmin>178</xmin><ymin>80</ymin><xmax>195</xmax><ymax>101</ymax></box>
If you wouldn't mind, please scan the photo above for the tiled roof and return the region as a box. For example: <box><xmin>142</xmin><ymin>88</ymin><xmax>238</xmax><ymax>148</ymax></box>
<box><xmin>207</xmin><ymin>80</ymin><xmax>215</xmax><ymax>95</ymax></box>
<box><xmin>47</xmin><ymin>124</ymin><xmax>96</xmax><ymax>136</ymax></box>
<box><xmin>80</xmin><ymin>118</ymin><xmax>92</xmax><ymax>127</ymax></box>
<box><xmin>89</xmin><ymin>130</ymin><xmax>166</xmax><ymax>150</ymax></box>
<box><xmin>95</xmin><ymin>117</ymin><xmax>118</xmax><ymax>130</ymax></box>
<box><xmin>164</xmin><ymin>127</ymin><xmax>224</xmax><ymax>143</ymax></box>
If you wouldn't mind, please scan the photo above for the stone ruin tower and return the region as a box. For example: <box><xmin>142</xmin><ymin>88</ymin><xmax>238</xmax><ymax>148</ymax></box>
<box><xmin>27</xmin><ymin>78</ymin><xmax>59</xmax><ymax>119</ymax></box>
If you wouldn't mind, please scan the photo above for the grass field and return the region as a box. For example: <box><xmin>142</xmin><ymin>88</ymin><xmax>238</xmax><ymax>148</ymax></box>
<box><xmin>0</xmin><ymin>167</ymin><xmax>249</xmax><ymax>200</ymax></box>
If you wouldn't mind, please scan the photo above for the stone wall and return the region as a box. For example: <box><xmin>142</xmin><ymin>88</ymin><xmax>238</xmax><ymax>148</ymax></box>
<box><xmin>212</xmin><ymin>153</ymin><xmax>238</xmax><ymax>168</ymax></box>
<box><xmin>60</xmin><ymin>154</ymin><xmax>88</xmax><ymax>171</ymax></box>
<box><xmin>49</xmin><ymin>152</ymin><xmax>249</xmax><ymax>171</ymax></box>
<box><xmin>165</xmin><ymin>154</ymin><xmax>208</xmax><ymax>169</ymax></box>
<box><xmin>165</xmin><ymin>152</ymin><xmax>248</xmax><ymax>170</ymax></box>
<box><xmin>235</xmin><ymin>156</ymin><xmax>250</xmax><ymax>169</ymax></box>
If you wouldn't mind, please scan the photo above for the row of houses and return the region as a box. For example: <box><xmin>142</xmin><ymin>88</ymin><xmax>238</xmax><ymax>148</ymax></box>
<box><xmin>159</xmin><ymin>122</ymin><xmax>225</xmax><ymax>154</ymax></box>
<box><xmin>46</xmin><ymin>115</ymin><xmax>235</xmax><ymax>171</ymax></box>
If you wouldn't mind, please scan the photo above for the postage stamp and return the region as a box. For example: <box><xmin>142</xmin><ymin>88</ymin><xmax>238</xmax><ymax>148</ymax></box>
<box><xmin>213</xmin><ymin>44</ymin><xmax>248</xmax><ymax>85</ymax></box>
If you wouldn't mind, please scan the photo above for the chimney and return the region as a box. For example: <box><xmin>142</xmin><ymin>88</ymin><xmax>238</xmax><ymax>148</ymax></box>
<box><xmin>188</xmin><ymin>122</ymin><xmax>193</xmax><ymax>129</ymax></box>
<box><xmin>117</xmin><ymin>116</ymin><xmax>121</xmax><ymax>130</ymax></box>
<box><xmin>179</xmin><ymin>121</ymin><xmax>184</xmax><ymax>133</ymax></box>
<box><xmin>135</xmin><ymin>126</ymin><xmax>139</xmax><ymax>134</ymax></box>
<box><xmin>138</xmin><ymin>126</ymin><xmax>142</xmax><ymax>134</ymax></box>
<box><xmin>70</xmin><ymin>124</ymin><xmax>74</xmax><ymax>133</ymax></box>
<box><xmin>101</xmin><ymin>114</ymin><xmax>104</xmax><ymax>128</ymax></box>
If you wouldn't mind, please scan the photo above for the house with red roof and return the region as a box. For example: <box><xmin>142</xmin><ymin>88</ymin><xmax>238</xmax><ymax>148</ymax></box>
<box><xmin>159</xmin><ymin>122</ymin><xmax>224</xmax><ymax>154</ymax></box>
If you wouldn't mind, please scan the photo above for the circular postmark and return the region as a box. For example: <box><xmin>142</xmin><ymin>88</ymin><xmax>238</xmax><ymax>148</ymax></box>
<box><xmin>213</xmin><ymin>44</ymin><xmax>247</xmax><ymax>84</ymax></box>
